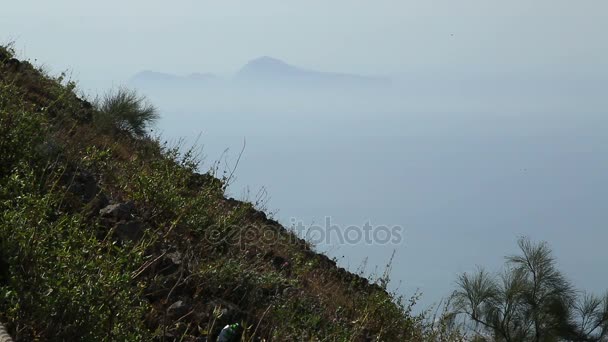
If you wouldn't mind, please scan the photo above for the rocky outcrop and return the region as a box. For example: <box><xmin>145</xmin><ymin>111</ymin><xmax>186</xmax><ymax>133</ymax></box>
<box><xmin>98</xmin><ymin>201</ymin><xmax>146</xmax><ymax>242</ymax></box>
<box><xmin>99</xmin><ymin>201</ymin><xmax>135</xmax><ymax>221</ymax></box>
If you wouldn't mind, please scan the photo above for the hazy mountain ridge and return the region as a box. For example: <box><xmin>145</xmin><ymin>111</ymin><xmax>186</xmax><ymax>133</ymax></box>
<box><xmin>130</xmin><ymin>56</ymin><xmax>391</xmax><ymax>89</ymax></box>
<box><xmin>235</xmin><ymin>56</ymin><xmax>390</xmax><ymax>86</ymax></box>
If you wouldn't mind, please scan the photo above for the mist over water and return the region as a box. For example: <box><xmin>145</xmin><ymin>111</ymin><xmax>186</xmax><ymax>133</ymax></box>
<box><xmin>132</xmin><ymin>63</ymin><xmax>608</xmax><ymax>309</ymax></box>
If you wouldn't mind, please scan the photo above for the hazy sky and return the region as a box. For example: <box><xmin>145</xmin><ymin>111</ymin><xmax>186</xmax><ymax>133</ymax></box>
<box><xmin>2</xmin><ymin>0</ymin><xmax>607</xmax><ymax>89</ymax></box>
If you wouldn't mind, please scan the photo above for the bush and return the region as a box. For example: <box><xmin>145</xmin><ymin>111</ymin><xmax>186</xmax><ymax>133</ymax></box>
<box><xmin>0</xmin><ymin>83</ymin><xmax>46</xmax><ymax>177</ymax></box>
<box><xmin>0</xmin><ymin>173</ymin><xmax>151</xmax><ymax>341</ymax></box>
<box><xmin>94</xmin><ymin>88</ymin><xmax>158</xmax><ymax>136</ymax></box>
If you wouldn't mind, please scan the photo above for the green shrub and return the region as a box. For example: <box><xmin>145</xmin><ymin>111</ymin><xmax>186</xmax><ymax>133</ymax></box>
<box><xmin>0</xmin><ymin>83</ymin><xmax>46</xmax><ymax>178</ymax></box>
<box><xmin>94</xmin><ymin>88</ymin><xmax>158</xmax><ymax>136</ymax></box>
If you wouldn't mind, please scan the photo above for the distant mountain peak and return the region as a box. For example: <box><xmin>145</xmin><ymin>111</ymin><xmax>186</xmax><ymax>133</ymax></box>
<box><xmin>248</xmin><ymin>56</ymin><xmax>289</xmax><ymax>66</ymax></box>
<box><xmin>237</xmin><ymin>56</ymin><xmax>302</xmax><ymax>79</ymax></box>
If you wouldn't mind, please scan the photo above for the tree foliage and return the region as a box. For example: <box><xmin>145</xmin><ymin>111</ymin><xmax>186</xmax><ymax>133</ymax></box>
<box><xmin>453</xmin><ymin>237</ymin><xmax>608</xmax><ymax>341</ymax></box>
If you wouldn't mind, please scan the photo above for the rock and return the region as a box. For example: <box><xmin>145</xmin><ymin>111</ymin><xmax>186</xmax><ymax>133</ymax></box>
<box><xmin>100</xmin><ymin>201</ymin><xmax>135</xmax><ymax>221</ymax></box>
<box><xmin>264</xmin><ymin>253</ymin><xmax>291</xmax><ymax>273</ymax></box>
<box><xmin>114</xmin><ymin>220</ymin><xmax>144</xmax><ymax>242</ymax></box>
<box><xmin>188</xmin><ymin>172</ymin><xmax>218</xmax><ymax>189</ymax></box>
<box><xmin>78</xmin><ymin>98</ymin><xmax>93</xmax><ymax>110</ymax></box>
<box><xmin>6</xmin><ymin>57</ymin><xmax>21</xmax><ymax>70</ymax></box>
<box><xmin>154</xmin><ymin>251</ymin><xmax>182</xmax><ymax>276</ymax></box>
<box><xmin>271</xmin><ymin>255</ymin><xmax>288</xmax><ymax>270</ymax></box>
<box><xmin>65</xmin><ymin>170</ymin><xmax>99</xmax><ymax>203</ymax></box>
<box><xmin>167</xmin><ymin>300</ymin><xmax>191</xmax><ymax>318</ymax></box>
<box><xmin>251</xmin><ymin>211</ymin><xmax>267</xmax><ymax>221</ymax></box>
<box><xmin>166</xmin><ymin>251</ymin><xmax>182</xmax><ymax>265</ymax></box>
<box><xmin>282</xmin><ymin>287</ymin><xmax>296</xmax><ymax>297</ymax></box>
<box><xmin>168</xmin><ymin>300</ymin><xmax>184</xmax><ymax>311</ymax></box>
<box><xmin>206</xmin><ymin>299</ymin><xmax>243</xmax><ymax>323</ymax></box>
<box><xmin>85</xmin><ymin>192</ymin><xmax>109</xmax><ymax>219</ymax></box>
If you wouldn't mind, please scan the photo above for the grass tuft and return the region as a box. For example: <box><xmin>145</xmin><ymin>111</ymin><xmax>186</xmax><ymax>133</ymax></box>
<box><xmin>94</xmin><ymin>87</ymin><xmax>159</xmax><ymax>136</ymax></box>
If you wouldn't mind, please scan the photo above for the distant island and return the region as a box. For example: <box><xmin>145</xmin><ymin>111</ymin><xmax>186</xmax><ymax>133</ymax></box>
<box><xmin>130</xmin><ymin>56</ymin><xmax>391</xmax><ymax>90</ymax></box>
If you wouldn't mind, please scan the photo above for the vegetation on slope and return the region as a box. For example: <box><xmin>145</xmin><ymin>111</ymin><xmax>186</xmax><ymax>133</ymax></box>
<box><xmin>0</xmin><ymin>46</ymin><xmax>460</xmax><ymax>341</ymax></box>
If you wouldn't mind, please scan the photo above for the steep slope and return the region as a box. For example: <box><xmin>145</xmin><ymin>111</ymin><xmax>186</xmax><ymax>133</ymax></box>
<box><xmin>0</xmin><ymin>46</ymin><xmax>432</xmax><ymax>341</ymax></box>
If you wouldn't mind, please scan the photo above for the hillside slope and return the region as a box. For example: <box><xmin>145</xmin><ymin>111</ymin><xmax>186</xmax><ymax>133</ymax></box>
<box><xmin>0</xmin><ymin>46</ymin><xmax>447</xmax><ymax>341</ymax></box>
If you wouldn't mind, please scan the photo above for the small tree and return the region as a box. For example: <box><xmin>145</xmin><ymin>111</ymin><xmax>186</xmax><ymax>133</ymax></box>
<box><xmin>94</xmin><ymin>87</ymin><xmax>158</xmax><ymax>136</ymax></box>
<box><xmin>452</xmin><ymin>237</ymin><xmax>608</xmax><ymax>342</ymax></box>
